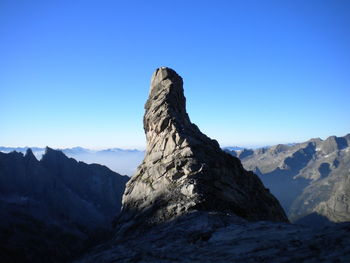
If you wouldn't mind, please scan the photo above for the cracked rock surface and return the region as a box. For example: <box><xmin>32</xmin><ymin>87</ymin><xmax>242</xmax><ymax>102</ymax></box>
<box><xmin>116</xmin><ymin>67</ymin><xmax>288</xmax><ymax>234</ymax></box>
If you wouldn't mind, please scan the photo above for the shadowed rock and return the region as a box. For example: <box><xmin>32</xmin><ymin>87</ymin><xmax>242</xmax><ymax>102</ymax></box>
<box><xmin>116</xmin><ymin>67</ymin><xmax>288</xmax><ymax>234</ymax></box>
<box><xmin>0</xmin><ymin>148</ymin><xmax>129</xmax><ymax>262</ymax></box>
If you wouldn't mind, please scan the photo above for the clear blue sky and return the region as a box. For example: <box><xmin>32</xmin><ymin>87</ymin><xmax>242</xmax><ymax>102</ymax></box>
<box><xmin>1</xmin><ymin>0</ymin><xmax>349</xmax><ymax>149</ymax></box>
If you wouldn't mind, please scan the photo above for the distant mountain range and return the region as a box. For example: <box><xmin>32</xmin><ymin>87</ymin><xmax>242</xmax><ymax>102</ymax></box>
<box><xmin>225</xmin><ymin>134</ymin><xmax>350</xmax><ymax>226</ymax></box>
<box><xmin>3</xmin><ymin>134</ymin><xmax>349</xmax><ymax>229</ymax></box>
<box><xmin>0</xmin><ymin>146</ymin><xmax>145</xmax><ymax>176</ymax></box>
<box><xmin>0</xmin><ymin>146</ymin><xmax>252</xmax><ymax>176</ymax></box>
<box><xmin>0</xmin><ymin>148</ymin><xmax>128</xmax><ymax>262</ymax></box>
<box><xmin>222</xmin><ymin>146</ymin><xmax>245</xmax><ymax>151</ymax></box>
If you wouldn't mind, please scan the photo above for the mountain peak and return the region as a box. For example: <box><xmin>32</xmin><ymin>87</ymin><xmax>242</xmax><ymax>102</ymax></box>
<box><xmin>116</xmin><ymin>68</ymin><xmax>287</xmax><ymax>234</ymax></box>
<box><xmin>149</xmin><ymin>67</ymin><xmax>183</xmax><ymax>95</ymax></box>
<box><xmin>41</xmin><ymin>147</ymin><xmax>69</xmax><ymax>166</ymax></box>
<box><xmin>24</xmin><ymin>148</ymin><xmax>37</xmax><ymax>161</ymax></box>
<box><xmin>44</xmin><ymin>146</ymin><xmax>65</xmax><ymax>156</ymax></box>
<box><xmin>144</xmin><ymin>66</ymin><xmax>188</xmax><ymax>139</ymax></box>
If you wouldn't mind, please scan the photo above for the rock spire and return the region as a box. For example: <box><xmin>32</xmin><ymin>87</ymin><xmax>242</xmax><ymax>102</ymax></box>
<box><xmin>116</xmin><ymin>67</ymin><xmax>288</xmax><ymax>231</ymax></box>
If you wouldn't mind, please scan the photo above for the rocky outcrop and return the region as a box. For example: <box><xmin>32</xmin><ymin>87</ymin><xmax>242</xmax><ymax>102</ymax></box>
<box><xmin>75</xmin><ymin>68</ymin><xmax>350</xmax><ymax>263</ymax></box>
<box><xmin>0</xmin><ymin>148</ymin><xmax>128</xmax><ymax>262</ymax></box>
<box><xmin>76</xmin><ymin>212</ymin><xmax>350</xmax><ymax>263</ymax></box>
<box><xmin>116</xmin><ymin>67</ymin><xmax>287</xmax><ymax>234</ymax></box>
<box><xmin>226</xmin><ymin>134</ymin><xmax>350</xmax><ymax>224</ymax></box>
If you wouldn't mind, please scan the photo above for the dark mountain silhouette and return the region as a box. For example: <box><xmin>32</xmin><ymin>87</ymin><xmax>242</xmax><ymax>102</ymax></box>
<box><xmin>0</xmin><ymin>148</ymin><xmax>128</xmax><ymax>262</ymax></box>
<box><xmin>0</xmin><ymin>146</ymin><xmax>144</xmax><ymax>176</ymax></box>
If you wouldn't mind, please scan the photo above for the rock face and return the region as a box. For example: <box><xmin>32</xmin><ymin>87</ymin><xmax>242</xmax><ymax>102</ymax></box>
<box><xmin>75</xmin><ymin>68</ymin><xmax>350</xmax><ymax>263</ymax></box>
<box><xmin>0</xmin><ymin>148</ymin><xmax>129</xmax><ymax>262</ymax></box>
<box><xmin>116</xmin><ymin>67</ymin><xmax>287</xmax><ymax>233</ymax></box>
<box><xmin>226</xmin><ymin>134</ymin><xmax>350</xmax><ymax>224</ymax></box>
<box><xmin>76</xmin><ymin>212</ymin><xmax>350</xmax><ymax>263</ymax></box>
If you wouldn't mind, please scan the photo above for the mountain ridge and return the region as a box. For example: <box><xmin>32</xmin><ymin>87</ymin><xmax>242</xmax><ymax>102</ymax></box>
<box><xmin>0</xmin><ymin>146</ymin><xmax>145</xmax><ymax>176</ymax></box>
<box><xmin>225</xmin><ymin>133</ymin><xmax>350</xmax><ymax>224</ymax></box>
<box><xmin>0</xmin><ymin>147</ymin><xmax>129</xmax><ymax>262</ymax></box>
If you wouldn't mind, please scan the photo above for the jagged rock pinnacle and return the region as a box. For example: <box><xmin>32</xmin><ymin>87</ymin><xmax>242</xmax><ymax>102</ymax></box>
<box><xmin>24</xmin><ymin>148</ymin><xmax>37</xmax><ymax>160</ymax></box>
<box><xmin>144</xmin><ymin>67</ymin><xmax>189</xmax><ymax>143</ymax></box>
<box><xmin>117</xmin><ymin>67</ymin><xmax>288</xmax><ymax>233</ymax></box>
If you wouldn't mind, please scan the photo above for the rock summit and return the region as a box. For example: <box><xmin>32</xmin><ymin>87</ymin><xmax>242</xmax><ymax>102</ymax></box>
<box><xmin>116</xmin><ymin>67</ymin><xmax>288</xmax><ymax>232</ymax></box>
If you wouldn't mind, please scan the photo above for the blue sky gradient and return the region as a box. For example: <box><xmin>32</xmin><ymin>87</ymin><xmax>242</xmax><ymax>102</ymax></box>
<box><xmin>1</xmin><ymin>0</ymin><xmax>350</xmax><ymax>149</ymax></box>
